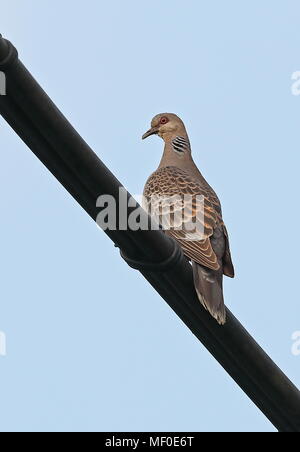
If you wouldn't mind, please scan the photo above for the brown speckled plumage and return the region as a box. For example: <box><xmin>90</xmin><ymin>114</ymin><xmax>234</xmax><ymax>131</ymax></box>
<box><xmin>142</xmin><ymin>113</ymin><xmax>234</xmax><ymax>325</ymax></box>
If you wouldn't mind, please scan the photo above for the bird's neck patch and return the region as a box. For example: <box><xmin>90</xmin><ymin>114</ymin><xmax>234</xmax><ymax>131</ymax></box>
<box><xmin>172</xmin><ymin>136</ymin><xmax>190</xmax><ymax>155</ymax></box>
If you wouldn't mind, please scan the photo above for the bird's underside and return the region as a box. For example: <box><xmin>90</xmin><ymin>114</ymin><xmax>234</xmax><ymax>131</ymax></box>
<box><xmin>143</xmin><ymin>165</ymin><xmax>234</xmax><ymax>325</ymax></box>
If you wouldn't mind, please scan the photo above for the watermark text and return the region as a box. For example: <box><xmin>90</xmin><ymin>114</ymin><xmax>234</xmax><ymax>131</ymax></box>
<box><xmin>96</xmin><ymin>188</ymin><xmax>205</xmax><ymax>241</ymax></box>
<box><xmin>0</xmin><ymin>71</ymin><xmax>6</xmax><ymax>95</ymax></box>
<box><xmin>0</xmin><ymin>331</ymin><xmax>6</xmax><ymax>356</ymax></box>
<box><xmin>292</xmin><ymin>331</ymin><xmax>300</xmax><ymax>356</ymax></box>
<box><xmin>291</xmin><ymin>71</ymin><xmax>300</xmax><ymax>96</ymax></box>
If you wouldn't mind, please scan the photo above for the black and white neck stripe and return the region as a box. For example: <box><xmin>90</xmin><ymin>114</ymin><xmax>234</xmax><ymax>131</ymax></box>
<box><xmin>172</xmin><ymin>136</ymin><xmax>190</xmax><ymax>155</ymax></box>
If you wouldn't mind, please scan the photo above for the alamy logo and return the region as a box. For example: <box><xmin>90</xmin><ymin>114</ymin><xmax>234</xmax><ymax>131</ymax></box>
<box><xmin>0</xmin><ymin>331</ymin><xmax>6</xmax><ymax>356</ymax></box>
<box><xmin>291</xmin><ymin>71</ymin><xmax>300</xmax><ymax>96</ymax></box>
<box><xmin>96</xmin><ymin>188</ymin><xmax>205</xmax><ymax>241</ymax></box>
<box><xmin>291</xmin><ymin>331</ymin><xmax>300</xmax><ymax>356</ymax></box>
<box><xmin>0</xmin><ymin>71</ymin><xmax>6</xmax><ymax>95</ymax></box>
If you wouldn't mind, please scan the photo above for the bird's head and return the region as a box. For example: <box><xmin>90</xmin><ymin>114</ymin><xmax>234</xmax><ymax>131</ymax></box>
<box><xmin>142</xmin><ymin>113</ymin><xmax>187</xmax><ymax>142</ymax></box>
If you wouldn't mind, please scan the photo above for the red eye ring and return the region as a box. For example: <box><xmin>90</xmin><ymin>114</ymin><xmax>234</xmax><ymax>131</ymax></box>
<box><xmin>160</xmin><ymin>117</ymin><xmax>169</xmax><ymax>125</ymax></box>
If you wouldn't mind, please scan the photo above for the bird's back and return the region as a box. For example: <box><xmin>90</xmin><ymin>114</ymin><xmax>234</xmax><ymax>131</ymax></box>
<box><xmin>143</xmin><ymin>164</ymin><xmax>234</xmax><ymax>277</ymax></box>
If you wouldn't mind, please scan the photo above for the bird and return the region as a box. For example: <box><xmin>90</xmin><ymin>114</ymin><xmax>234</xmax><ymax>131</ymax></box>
<box><xmin>142</xmin><ymin>113</ymin><xmax>234</xmax><ymax>325</ymax></box>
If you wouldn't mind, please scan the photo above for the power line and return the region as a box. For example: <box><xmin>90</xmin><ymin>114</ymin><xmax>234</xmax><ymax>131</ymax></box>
<box><xmin>0</xmin><ymin>34</ymin><xmax>299</xmax><ymax>432</ymax></box>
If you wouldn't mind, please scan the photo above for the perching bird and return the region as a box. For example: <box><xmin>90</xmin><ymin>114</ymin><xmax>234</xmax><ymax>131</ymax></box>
<box><xmin>142</xmin><ymin>113</ymin><xmax>234</xmax><ymax>325</ymax></box>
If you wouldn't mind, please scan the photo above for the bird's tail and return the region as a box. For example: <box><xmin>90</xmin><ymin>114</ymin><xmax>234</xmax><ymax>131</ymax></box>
<box><xmin>192</xmin><ymin>261</ymin><xmax>226</xmax><ymax>325</ymax></box>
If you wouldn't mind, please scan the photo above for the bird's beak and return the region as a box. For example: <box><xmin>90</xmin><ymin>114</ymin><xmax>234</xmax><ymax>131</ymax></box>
<box><xmin>142</xmin><ymin>126</ymin><xmax>159</xmax><ymax>140</ymax></box>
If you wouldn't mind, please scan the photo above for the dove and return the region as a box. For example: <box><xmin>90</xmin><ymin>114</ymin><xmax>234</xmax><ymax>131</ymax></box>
<box><xmin>142</xmin><ymin>113</ymin><xmax>234</xmax><ymax>325</ymax></box>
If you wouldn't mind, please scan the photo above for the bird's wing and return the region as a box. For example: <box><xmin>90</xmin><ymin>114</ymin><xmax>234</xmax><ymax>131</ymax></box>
<box><xmin>143</xmin><ymin>166</ymin><xmax>222</xmax><ymax>271</ymax></box>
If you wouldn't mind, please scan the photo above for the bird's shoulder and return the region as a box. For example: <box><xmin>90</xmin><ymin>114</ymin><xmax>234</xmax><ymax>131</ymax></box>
<box><xmin>144</xmin><ymin>165</ymin><xmax>221</xmax><ymax>215</ymax></box>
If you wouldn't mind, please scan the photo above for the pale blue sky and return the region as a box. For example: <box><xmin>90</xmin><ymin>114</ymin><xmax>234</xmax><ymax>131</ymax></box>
<box><xmin>1</xmin><ymin>0</ymin><xmax>299</xmax><ymax>432</ymax></box>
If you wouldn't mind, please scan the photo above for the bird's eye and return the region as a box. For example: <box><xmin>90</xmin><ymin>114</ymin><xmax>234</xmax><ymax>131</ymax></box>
<box><xmin>160</xmin><ymin>117</ymin><xmax>169</xmax><ymax>125</ymax></box>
